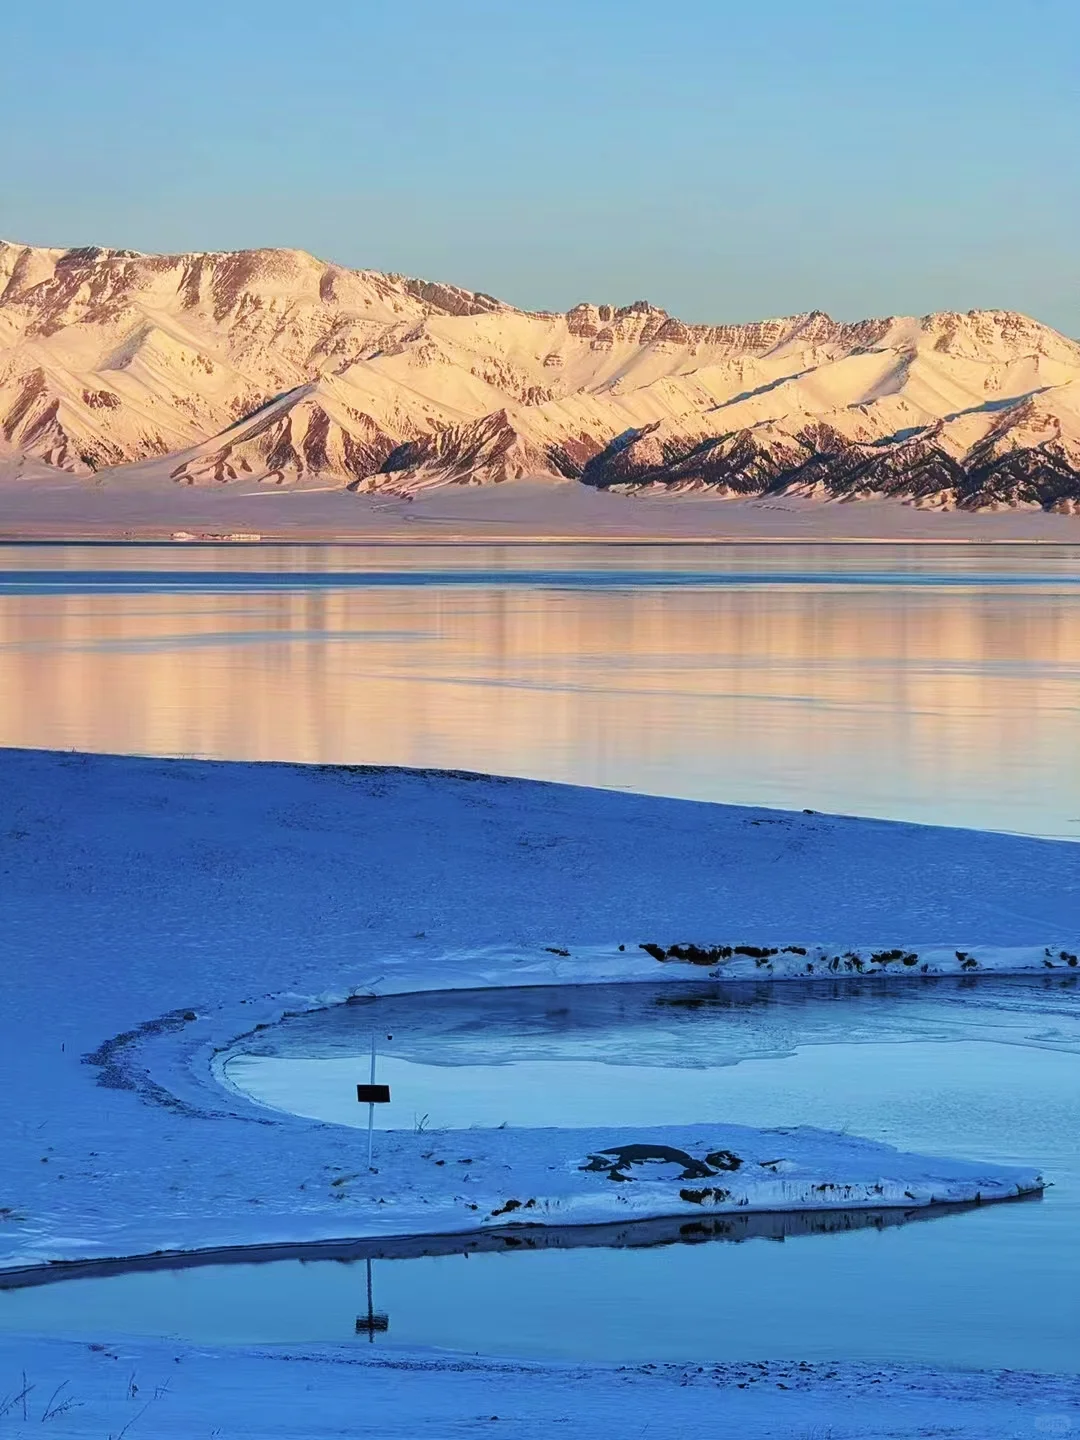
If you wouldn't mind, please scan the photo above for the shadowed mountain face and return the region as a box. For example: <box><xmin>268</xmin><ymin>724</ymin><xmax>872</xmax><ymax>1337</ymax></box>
<box><xmin>3</xmin><ymin>240</ymin><xmax>1080</xmax><ymax>511</ymax></box>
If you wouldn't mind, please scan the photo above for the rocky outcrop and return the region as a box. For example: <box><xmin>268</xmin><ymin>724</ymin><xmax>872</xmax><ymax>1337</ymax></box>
<box><xmin>581</xmin><ymin>409</ymin><xmax>1080</xmax><ymax>511</ymax></box>
<box><xmin>371</xmin><ymin>410</ymin><xmax>551</xmax><ymax>490</ymax></box>
<box><xmin>168</xmin><ymin>388</ymin><xmax>401</xmax><ymax>487</ymax></box>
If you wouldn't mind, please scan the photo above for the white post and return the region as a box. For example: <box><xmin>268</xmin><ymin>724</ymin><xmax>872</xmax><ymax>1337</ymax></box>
<box><xmin>367</xmin><ymin>1032</ymin><xmax>377</xmax><ymax>1170</ymax></box>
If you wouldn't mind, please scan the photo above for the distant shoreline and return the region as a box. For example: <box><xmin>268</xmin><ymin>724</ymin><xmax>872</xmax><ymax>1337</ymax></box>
<box><xmin>3</xmin><ymin>532</ymin><xmax>1079</xmax><ymax>547</ymax></box>
<box><xmin>3</xmin><ymin>475</ymin><xmax>1080</xmax><ymax>546</ymax></box>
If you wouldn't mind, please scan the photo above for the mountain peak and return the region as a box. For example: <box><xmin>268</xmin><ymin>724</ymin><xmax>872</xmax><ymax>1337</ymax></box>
<box><xmin>1</xmin><ymin>239</ymin><xmax>1079</xmax><ymax>511</ymax></box>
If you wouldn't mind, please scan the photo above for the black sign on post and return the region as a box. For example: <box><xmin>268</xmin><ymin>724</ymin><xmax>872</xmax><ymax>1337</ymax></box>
<box><xmin>360</xmin><ymin>1033</ymin><xmax>392</xmax><ymax>1171</ymax></box>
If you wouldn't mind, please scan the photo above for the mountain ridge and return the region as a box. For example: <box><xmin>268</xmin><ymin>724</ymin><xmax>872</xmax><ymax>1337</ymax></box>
<box><xmin>2</xmin><ymin>239</ymin><xmax>1080</xmax><ymax>512</ymax></box>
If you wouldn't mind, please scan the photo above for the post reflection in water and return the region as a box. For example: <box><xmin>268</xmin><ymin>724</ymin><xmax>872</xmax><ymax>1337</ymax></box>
<box><xmin>355</xmin><ymin>1258</ymin><xmax>389</xmax><ymax>1340</ymax></box>
<box><xmin>0</xmin><ymin>543</ymin><xmax>1078</xmax><ymax>835</ymax></box>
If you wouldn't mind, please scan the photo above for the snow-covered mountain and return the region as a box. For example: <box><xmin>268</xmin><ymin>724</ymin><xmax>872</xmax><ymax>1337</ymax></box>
<box><xmin>3</xmin><ymin>239</ymin><xmax>1080</xmax><ymax>511</ymax></box>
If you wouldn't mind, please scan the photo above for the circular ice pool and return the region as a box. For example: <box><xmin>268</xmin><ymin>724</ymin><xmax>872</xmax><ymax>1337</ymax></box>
<box><xmin>3</xmin><ymin>976</ymin><xmax>1077</xmax><ymax>1372</ymax></box>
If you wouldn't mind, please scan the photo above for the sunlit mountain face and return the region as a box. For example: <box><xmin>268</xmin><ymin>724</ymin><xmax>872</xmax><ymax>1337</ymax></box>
<box><xmin>3</xmin><ymin>241</ymin><xmax>1080</xmax><ymax>510</ymax></box>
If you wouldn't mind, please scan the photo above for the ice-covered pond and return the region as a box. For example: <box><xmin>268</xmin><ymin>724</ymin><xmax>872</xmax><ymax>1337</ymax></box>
<box><xmin>4</xmin><ymin>976</ymin><xmax>1078</xmax><ymax>1371</ymax></box>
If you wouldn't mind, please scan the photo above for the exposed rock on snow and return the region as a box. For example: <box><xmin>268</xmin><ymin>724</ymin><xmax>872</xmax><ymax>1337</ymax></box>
<box><xmin>636</xmin><ymin>941</ymin><xmax>1080</xmax><ymax>980</ymax></box>
<box><xmin>3</xmin><ymin>240</ymin><xmax>1080</xmax><ymax>509</ymax></box>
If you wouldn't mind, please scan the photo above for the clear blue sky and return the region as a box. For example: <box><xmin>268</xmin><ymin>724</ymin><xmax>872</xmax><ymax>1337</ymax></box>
<box><xmin>2</xmin><ymin>0</ymin><xmax>1077</xmax><ymax>331</ymax></box>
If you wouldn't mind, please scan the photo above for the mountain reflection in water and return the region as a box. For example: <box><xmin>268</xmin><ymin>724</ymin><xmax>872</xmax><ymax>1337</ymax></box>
<box><xmin>1</xmin><ymin>542</ymin><xmax>1078</xmax><ymax>835</ymax></box>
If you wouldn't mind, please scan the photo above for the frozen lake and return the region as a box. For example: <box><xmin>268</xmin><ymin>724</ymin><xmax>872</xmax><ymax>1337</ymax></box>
<box><xmin>5</xmin><ymin>976</ymin><xmax>1078</xmax><ymax>1371</ymax></box>
<box><xmin>1</xmin><ymin>541</ymin><xmax>1079</xmax><ymax>834</ymax></box>
<box><xmin>3</xmin><ymin>542</ymin><xmax>1078</xmax><ymax>1373</ymax></box>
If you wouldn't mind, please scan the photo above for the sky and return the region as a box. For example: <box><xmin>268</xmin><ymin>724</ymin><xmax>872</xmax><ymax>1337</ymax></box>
<box><xmin>1</xmin><ymin>0</ymin><xmax>1077</xmax><ymax>331</ymax></box>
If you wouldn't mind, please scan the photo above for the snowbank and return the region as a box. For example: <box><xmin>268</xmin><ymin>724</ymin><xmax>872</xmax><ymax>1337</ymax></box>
<box><xmin>1</xmin><ymin>1338</ymin><xmax>1077</xmax><ymax>1440</ymax></box>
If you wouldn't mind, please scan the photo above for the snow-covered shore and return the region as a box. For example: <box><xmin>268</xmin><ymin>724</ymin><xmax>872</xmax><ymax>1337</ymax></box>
<box><xmin>3</xmin><ymin>746</ymin><xmax>1078</xmax><ymax>1433</ymax></box>
<box><xmin>2</xmin><ymin>1339</ymin><xmax>1077</xmax><ymax>1440</ymax></box>
<box><xmin>2</xmin><ymin>747</ymin><xmax>1077</xmax><ymax>1271</ymax></box>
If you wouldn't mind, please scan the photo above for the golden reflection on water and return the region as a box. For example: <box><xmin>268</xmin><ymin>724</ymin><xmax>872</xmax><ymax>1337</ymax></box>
<box><xmin>1</xmin><ymin>548</ymin><xmax>1078</xmax><ymax>836</ymax></box>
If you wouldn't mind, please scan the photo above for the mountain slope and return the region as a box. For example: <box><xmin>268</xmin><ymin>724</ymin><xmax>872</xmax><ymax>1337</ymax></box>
<box><xmin>3</xmin><ymin>240</ymin><xmax>1080</xmax><ymax>511</ymax></box>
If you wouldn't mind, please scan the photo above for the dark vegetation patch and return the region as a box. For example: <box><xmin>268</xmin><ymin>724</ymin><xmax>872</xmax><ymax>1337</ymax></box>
<box><xmin>679</xmin><ymin>1186</ymin><xmax>732</xmax><ymax>1205</ymax></box>
<box><xmin>639</xmin><ymin>944</ymin><xmax>1021</xmax><ymax>976</ymax></box>
<box><xmin>490</xmin><ymin>1198</ymin><xmax>538</xmax><ymax>1217</ymax></box>
<box><xmin>641</xmin><ymin>943</ymin><xmax>816</xmax><ymax>965</ymax></box>
<box><xmin>580</xmin><ymin>1144</ymin><xmax>742</xmax><ymax>1183</ymax></box>
<box><xmin>641</xmin><ymin>943</ymin><xmax>737</xmax><ymax>965</ymax></box>
<box><xmin>704</xmin><ymin>1149</ymin><xmax>744</xmax><ymax>1172</ymax></box>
